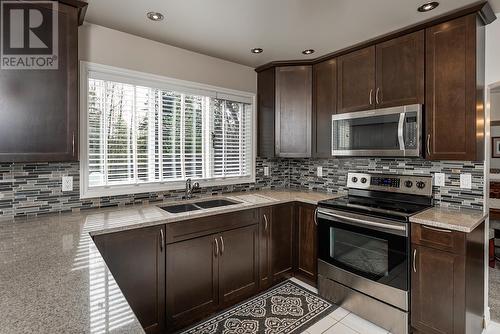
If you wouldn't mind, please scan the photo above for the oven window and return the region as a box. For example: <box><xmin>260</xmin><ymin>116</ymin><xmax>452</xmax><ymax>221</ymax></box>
<box><xmin>330</xmin><ymin>228</ymin><xmax>388</xmax><ymax>279</ymax></box>
<box><xmin>318</xmin><ymin>218</ymin><xmax>408</xmax><ymax>291</ymax></box>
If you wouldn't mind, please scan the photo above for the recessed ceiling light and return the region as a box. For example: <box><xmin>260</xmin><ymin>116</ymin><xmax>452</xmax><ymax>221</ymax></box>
<box><xmin>302</xmin><ymin>49</ymin><xmax>315</xmax><ymax>55</ymax></box>
<box><xmin>147</xmin><ymin>12</ymin><xmax>164</xmax><ymax>21</ymax></box>
<box><xmin>417</xmin><ymin>2</ymin><xmax>439</xmax><ymax>12</ymax></box>
<box><xmin>251</xmin><ymin>48</ymin><xmax>263</xmax><ymax>54</ymax></box>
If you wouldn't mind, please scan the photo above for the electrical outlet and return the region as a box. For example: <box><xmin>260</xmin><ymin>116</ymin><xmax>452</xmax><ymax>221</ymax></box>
<box><xmin>62</xmin><ymin>176</ymin><xmax>73</xmax><ymax>192</ymax></box>
<box><xmin>434</xmin><ymin>173</ymin><xmax>445</xmax><ymax>187</ymax></box>
<box><xmin>460</xmin><ymin>173</ymin><xmax>472</xmax><ymax>189</ymax></box>
<box><xmin>263</xmin><ymin>166</ymin><xmax>270</xmax><ymax>177</ymax></box>
<box><xmin>317</xmin><ymin>166</ymin><xmax>323</xmax><ymax>177</ymax></box>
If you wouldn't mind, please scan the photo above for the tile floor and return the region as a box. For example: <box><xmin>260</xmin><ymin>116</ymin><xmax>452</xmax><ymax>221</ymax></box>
<box><xmin>291</xmin><ymin>277</ymin><xmax>500</xmax><ymax>334</ymax></box>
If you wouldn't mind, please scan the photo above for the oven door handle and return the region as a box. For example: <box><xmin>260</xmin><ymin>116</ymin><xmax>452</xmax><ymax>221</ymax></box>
<box><xmin>318</xmin><ymin>210</ymin><xmax>406</xmax><ymax>232</ymax></box>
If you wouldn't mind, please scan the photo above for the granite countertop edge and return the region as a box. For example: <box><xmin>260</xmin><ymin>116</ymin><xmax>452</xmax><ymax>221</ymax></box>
<box><xmin>409</xmin><ymin>207</ymin><xmax>488</xmax><ymax>233</ymax></box>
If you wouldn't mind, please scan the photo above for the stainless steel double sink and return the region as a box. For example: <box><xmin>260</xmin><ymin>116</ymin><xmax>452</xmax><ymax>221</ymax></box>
<box><xmin>158</xmin><ymin>198</ymin><xmax>241</xmax><ymax>214</ymax></box>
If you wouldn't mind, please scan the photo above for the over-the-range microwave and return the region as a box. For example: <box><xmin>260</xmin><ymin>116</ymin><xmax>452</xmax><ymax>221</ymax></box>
<box><xmin>331</xmin><ymin>104</ymin><xmax>422</xmax><ymax>157</ymax></box>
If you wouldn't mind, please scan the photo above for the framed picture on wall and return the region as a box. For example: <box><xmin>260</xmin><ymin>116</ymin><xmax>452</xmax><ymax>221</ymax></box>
<box><xmin>493</xmin><ymin>137</ymin><xmax>500</xmax><ymax>158</ymax></box>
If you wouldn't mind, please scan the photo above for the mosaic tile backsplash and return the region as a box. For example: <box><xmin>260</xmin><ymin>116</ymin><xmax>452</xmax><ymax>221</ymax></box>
<box><xmin>288</xmin><ymin>158</ymin><xmax>484</xmax><ymax>210</ymax></box>
<box><xmin>0</xmin><ymin>157</ymin><xmax>484</xmax><ymax>220</ymax></box>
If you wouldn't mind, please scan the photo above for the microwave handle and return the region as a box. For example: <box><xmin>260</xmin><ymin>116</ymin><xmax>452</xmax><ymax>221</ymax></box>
<box><xmin>398</xmin><ymin>112</ymin><xmax>405</xmax><ymax>151</ymax></box>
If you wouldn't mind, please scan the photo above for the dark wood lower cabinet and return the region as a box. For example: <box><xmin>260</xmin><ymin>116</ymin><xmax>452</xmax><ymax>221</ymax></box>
<box><xmin>271</xmin><ymin>203</ymin><xmax>295</xmax><ymax>282</ymax></box>
<box><xmin>259</xmin><ymin>207</ymin><xmax>273</xmax><ymax>289</ymax></box>
<box><xmin>166</xmin><ymin>233</ymin><xmax>219</xmax><ymax>331</ymax></box>
<box><xmin>93</xmin><ymin>226</ymin><xmax>166</xmax><ymax>334</ymax></box>
<box><xmin>219</xmin><ymin>225</ymin><xmax>259</xmax><ymax>307</ymax></box>
<box><xmin>411</xmin><ymin>223</ymin><xmax>485</xmax><ymax>334</ymax></box>
<box><xmin>295</xmin><ymin>203</ymin><xmax>317</xmax><ymax>286</ymax></box>
<box><xmin>95</xmin><ymin>203</ymin><xmax>320</xmax><ymax>333</ymax></box>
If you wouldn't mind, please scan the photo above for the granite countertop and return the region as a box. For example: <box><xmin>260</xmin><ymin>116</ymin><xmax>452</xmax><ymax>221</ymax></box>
<box><xmin>409</xmin><ymin>206</ymin><xmax>488</xmax><ymax>233</ymax></box>
<box><xmin>0</xmin><ymin>189</ymin><xmax>339</xmax><ymax>334</ymax></box>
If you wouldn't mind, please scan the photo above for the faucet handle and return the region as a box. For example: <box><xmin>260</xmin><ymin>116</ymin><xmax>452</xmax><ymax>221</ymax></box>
<box><xmin>193</xmin><ymin>181</ymin><xmax>200</xmax><ymax>189</ymax></box>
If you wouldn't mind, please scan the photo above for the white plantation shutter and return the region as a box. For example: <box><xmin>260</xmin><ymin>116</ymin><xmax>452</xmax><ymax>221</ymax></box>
<box><xmin>85</xmin><ymin>69</ymin><xmax>254</xmax><ymax>194</ymax></box>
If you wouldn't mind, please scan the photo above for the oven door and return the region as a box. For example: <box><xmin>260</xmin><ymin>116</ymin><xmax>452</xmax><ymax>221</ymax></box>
<box><xmin>331</xmin><ymin>104</ymin><xmax>422</xmax><ymax>157</ymax></box>
<box><xmin>317</xmin><ymin>208</ymin><xmax>409</xmax><ymax>293</ymax></box>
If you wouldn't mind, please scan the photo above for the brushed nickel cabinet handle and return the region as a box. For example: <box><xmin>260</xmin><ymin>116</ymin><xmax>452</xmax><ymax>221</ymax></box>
<box><xmin>427</xmin><ymin>134</ymin><xmax>431</xmax><ymax>156</ymax></box>
<box><xmin>413</xmin><ymin>249</ymin><xmax>417</xmax><ymax>273</ymax></box>
<box><xmin>214</xmin><ymin>238</ymin><xmax>219</xmax><ymax>257</ymax></box>
<box><xmin>376</xmin><ymin>88</ymin><xmax>380</xmax><ymax>104</ymax></box>
<box><xmin>422</xmin><ymin>225</ymin><xmax>452</xmax><ymax>233</ymax></box>
<box><xmin>314</xmin><ymin>208</ymin><xmax>318</xmax><ymax>226</ymax></box>
<box><xmin>369</xmin><ymin>89</ymin><xmax>373</xmax><ymax>105</ymax></box>
<box><xmin>160</xmin><ymin>228</ymin><xmax>164</xmax><ymax>252</ymax></box>
<box><xmin>263</xmin><ymin>214</ymin><xmax>268</xmax><ymax>231</ymax></box>
<box><xmin>220</xmin><ymin>236</ymin><xmax>225</xmax><ymax>255</ymax></box>
<box><xmin>72</xmin><ymin>132</ymin><xmax>75</xmax><ymax>157</ymax></box>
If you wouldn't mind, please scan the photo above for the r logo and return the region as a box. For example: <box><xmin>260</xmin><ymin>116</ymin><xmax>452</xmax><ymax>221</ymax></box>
<box><xmin>1</xmin><ymin>1</ymin><xmax>58</xmax><ymax>69</ymax></box>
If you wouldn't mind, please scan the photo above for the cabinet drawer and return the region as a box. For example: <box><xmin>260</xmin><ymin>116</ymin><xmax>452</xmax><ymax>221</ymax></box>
<box><xmin>411</xmin><ymin>223</ymin><xmax>465</xmax><ymax>255</ymax></box>
<box><xmin>165</xmin><ymin>209</ymin><xmax>259</xmax><ymax>244</ymax></box>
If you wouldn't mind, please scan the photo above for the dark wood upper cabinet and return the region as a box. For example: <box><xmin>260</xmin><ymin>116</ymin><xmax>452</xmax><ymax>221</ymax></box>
<box><xmin>313</xmin><ymin>59</ymin><xmax>337</xmax><ymax>158</ymax></box>
<box><xmin>295</xmin><ymin>203</ymin><xmax>317</xmax><ymax>286</ymax></box>
<box><xmin>271</xmin><ymin>203</ymin><xmax>295</xmax><ymax>282</ymax></box>
<box><xmin>375</xmin><ymin>31</ymin><xmax>424</xmax><ymax>108</ymax></box>
<box><xmin>257</xmin><ymin>68</ymin><xmax>276</xmax><ymax>158</ymax></box>
<box><xmin>337</xmin><ymin>46</ymin><xmax>376</xmax><ymax>113</ymax></box>
<box><xmin>0</xmin><ymin>2</ymin><xmax>84</xmax><ymax>162</ymax></box>
<box><xmin>275</xmin><ymin>66</ymin><xmax>312</xmax><ymax>157</ymax></box>
<box><xmin>166</xmin><ymin>233</ymin><xmax>219</xmax><ymax>332</ymax></box>
<box><xmin>94</xmin><ymin>226</ymin><xmax>166</xmax><ymax>334</ymax></box>
<box><xmin>425</xmin><ymin>14</ymin><xmax>484</xmax><ymax>161</ymax></box>
<box><xmin>219</xmin><ymin>225</ymin><xmax>259</xmax><ymax>307</ymax></box>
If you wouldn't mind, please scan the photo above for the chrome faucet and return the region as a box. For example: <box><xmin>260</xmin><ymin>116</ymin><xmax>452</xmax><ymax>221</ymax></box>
<box><xmin>185</xmin><ymin>178</ymin><xmax>200</xmax><ymax>199</ymax></box>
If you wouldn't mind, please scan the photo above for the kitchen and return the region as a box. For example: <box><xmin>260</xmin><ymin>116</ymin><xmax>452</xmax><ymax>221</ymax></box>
<box><xmin>0</xmin><ymin>1</ymin><xmax>499</xmax><ymax>334</ymax></box>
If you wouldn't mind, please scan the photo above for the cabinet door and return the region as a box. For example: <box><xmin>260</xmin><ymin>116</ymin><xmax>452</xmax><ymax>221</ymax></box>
<box><xmin>425</xmin><ymin>15</ymin><xmax>479</xmax><ymax>160</ymax></box>
<box><xmin>94</xmin><ymin>226</ymin><xmax>165</xmax><ymax>334</ymax></box>
<box><xmin>337</xmin><ymin>46</ymin><xmax>376</xmax><ymax>113</ymax></box>
<box><xmin>258</xmin><ymin>68</ymin><xmax>276</xmax><ymax>158</ymax></box>
<box><xmin>296</xmin><ymin>204</ymin><xmax>317</xmax><ymax>285</ymax></box>
<box><xmin>259</xmin><ymin>207</ymin><xmax>272</xmax><ymax>290</ymax></box>
<box><xmin>166</xmin><ymin>234</ymin><xmax>219</xmax><ymax>331</ymax></box>
<box><xmin>271</xmin><ymin>203</ymin><xmax>295</xmax><ymax>282</ymax></box>
<box><xmin>275</xmin><ymin>66</ymin><xmax>312</xmax><ymax>157</ymax></box>
<box><xmin>375</xmin><ymin>31</ymin><xmax>424</xmax><ymax>108</ymax></box>
<box><xmin>219</xmin><ymin>225</ymin><xmax>259</xmax><ymax>307</ymax></box>
<box><xmin>411</xmin><ymin>245</ymin><xmax>465</xmax><ymax>334</ymax></box>
<box><xmin>0</xmin><ymin>3</ymin><xmax>78</xmax><ymax>162</ymax></box>
<box><xmin>313</xmin><ymin>59</ymin><xmax>337</xmax><ymax>158</ymax></box>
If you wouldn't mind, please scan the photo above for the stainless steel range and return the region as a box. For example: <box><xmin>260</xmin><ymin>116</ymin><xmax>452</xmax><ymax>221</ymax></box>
<box><xmin>316</xmin><ymin>172</ymin><xmax>433</xmax><ymax>334</ymax></box>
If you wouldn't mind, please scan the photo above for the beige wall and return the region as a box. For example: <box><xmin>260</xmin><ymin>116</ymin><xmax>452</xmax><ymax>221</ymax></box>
<box><xmin>78</xmin><ymin>23</ymin><xmax>257</xmax><ymax>93</ymax></box>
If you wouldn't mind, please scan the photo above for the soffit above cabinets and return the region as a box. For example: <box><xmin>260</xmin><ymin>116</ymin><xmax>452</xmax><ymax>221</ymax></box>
<box><xmin>85</xmin><ymin>0</ymin><xmax>500</xmax><ymax>68</ymax></box>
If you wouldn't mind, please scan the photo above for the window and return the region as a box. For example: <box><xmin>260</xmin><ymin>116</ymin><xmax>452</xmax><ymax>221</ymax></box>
<box><xmin>80</xmin><ymin>62</ymin><xmax>255</xmax><ymax>198</ymax></box>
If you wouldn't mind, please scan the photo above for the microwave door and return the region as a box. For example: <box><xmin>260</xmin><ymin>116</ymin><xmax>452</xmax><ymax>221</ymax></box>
<box><xmin>331</xmin><ymin>104</ymin><xmax>422</xmax><ymax>157</ymax></box>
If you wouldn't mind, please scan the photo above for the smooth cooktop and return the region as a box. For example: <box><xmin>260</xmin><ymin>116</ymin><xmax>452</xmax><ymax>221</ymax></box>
<box><xmin>318</xmin><ymin>195</ymin><xmax>433</xmax><ymax>221</ymax></box>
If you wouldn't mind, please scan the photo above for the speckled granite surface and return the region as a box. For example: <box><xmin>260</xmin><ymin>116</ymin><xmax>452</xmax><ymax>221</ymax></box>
<box><xmin>0</xmin><ymin>190</ymin><xmax>338</xmax><ymax>334</ymax></box>
<box><xmin>409</xmin><ymin>206</ymin><xmax>488</xmax><ymax>233</ymax></box>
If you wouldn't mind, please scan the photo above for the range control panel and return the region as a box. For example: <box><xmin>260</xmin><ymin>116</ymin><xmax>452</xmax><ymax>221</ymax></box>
<box><xmin>347</xmin><ymin>172</ymin><xmax>432</xmax><ymax>197</ymax></box>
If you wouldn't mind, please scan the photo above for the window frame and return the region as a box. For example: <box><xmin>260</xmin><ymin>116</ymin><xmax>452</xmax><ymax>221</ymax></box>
<box><xmin>79</xmin><ymin>61</ymin><xmax>256</xmax><ymax>199</ymax></box>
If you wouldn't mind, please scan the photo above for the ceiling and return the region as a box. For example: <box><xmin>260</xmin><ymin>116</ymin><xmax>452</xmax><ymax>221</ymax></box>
<box><xmin>85</xmin><ymin>0</ymin><xmax>500</xmax><ymax>68</ymax></box>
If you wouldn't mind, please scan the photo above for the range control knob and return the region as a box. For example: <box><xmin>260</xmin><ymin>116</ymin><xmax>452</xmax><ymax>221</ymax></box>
<box><xmin>361</xmin><ymin>177</ymin><xmax>368</xmax><ymax>184</ymax></box>
<box><xmin>405</xmin><ymin>180</ymin><xmax>413</xmax><ymax>188</ymax></box>
<box><xmin>351</xmin><ymin>177</ymin><xmax>358</xmax><ymax>183</ymax></box>
<box><xmin>416</xmin><ymin>181</ymin><xmax>426</xmax><ymax>189</ymax></box>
